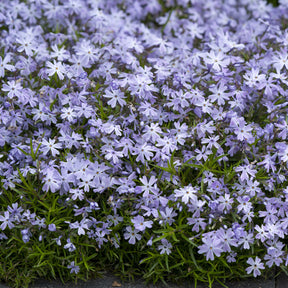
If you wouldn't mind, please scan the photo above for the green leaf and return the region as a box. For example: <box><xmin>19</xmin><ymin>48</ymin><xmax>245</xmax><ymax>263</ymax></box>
<box><xmin>16</xmin><ymin>147</ymin><xmax>29</xmax><ymax>156</ymax></box>
<box><xmin>189</xmin><ymin>246</ymin><xmax>203</xmax><ymax>271</ymax></box>
<box><xmin>17</xmin><ymin>168</ymin><xmax>34</xmax><ymax>192</ymax></box>
<box><xmin>181</xmin><ymin>234</ymin><xmax>197</xmax><ymax>247</ymax></box>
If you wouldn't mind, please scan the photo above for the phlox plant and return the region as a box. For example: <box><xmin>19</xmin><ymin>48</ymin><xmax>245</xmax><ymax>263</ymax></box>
<box><xmin>1</xmin><ymin>0</ymin><xmax>288</xmax><ymax>287</ymax></box>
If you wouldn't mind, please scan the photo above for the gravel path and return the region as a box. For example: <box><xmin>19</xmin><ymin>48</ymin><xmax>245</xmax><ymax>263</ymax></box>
<box><xmin>0</xmin><ymin>272</ymin><xmax>281</xmax><ymax>288</ymax></box>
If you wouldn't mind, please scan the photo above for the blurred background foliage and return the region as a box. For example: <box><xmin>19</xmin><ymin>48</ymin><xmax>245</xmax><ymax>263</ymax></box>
<box><xmin>267</xmin><ymin>0</ymin><xmax>279</xmax><ymax>6</ymax></box>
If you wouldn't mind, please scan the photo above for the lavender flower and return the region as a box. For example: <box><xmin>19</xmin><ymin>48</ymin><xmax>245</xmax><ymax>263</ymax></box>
<box><xmin>0</xmin><ymin>0</ymin><xmax>288</xmax><ymax>283</ymax></box>
<box><xmin>64</xmin><ymin>238</ymin><xmax>76</xmax><ymax>252</ymax></box>
<box><xmin>174</xmin><ymin>185</ymin><xmax>197</xmax><ymax>205</ymax></box>
<box><xmin>157</xmin><ymin>239</ymin><xmax>172</xmax><ymax>255</ymax></box>
<box><xmin>48</xmin><ymin>224</ymin><xmax>56</xmax><ymax>232</ymax></box>
<box><xmin>124</xmin><ymin>226</ymin><xmax>141</xmax><ymax>244</ymax></box>
<box><xmin>0</xmin><ymin>211</ymin><xmax>14</xmax><ymax>230</ymax></box>
<box><xmin>246</xmin><ymin>257</ymin><xmax>265</xmax><ymax>277</ymax></box>
<box><xmin>198</xmin><ymin>237</ymin><xmax>223</xmax><ymax>261</ymax></box>
<box><xmin>131</xmin><ymin>216</ymin><xmax>153</xmax><ymax>232</ymax></box>
<box><xmin>67</xmin><ymin>261</ymin><xmax>80</xmax><ymax>274</ymax></box>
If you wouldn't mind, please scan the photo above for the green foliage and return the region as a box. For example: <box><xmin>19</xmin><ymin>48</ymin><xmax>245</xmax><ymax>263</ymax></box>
<box><xmin>266</xmin><ymin>0</ymin><xmax>279</xmax><ymax>7</ymax></box>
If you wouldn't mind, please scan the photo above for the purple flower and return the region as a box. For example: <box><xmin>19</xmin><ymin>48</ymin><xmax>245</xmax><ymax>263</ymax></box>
<box><xmin>217</xmin><ymin>228</ymin><xmax>238</xmax><ymax>252</ymax></box>
<box><xmin>157</xmin><ymin>239</ymin><xmax>172</xmax><ymax>255</ymax></box>
<box><xmin>264</xmin><ymin>248</ymin><xmax>283</xmax><ymax>267</ymax></box>
<box><xmin>258</xmin><ymin>203</ymin><xmax>278</xmax><ymax>224</ymax></box>
<box><xmin>48</xmin><ymin>223</ymin><xmax>56</xmax><ymax>232</ymax></box>
<box><xmin>69</xmin><ymin>188</ymin><xmax>85</xmax><ymax>201</ymax></box>
<box><xmin>103</xmin><ymin>89</ymin><xmax>126</xmax><ymax>108</ymax></box>
<box><xmin>133</xmin><ymin>142</ymin><xmax>156</xmax><ymax>163</ymax></box>
<box><xmin>160</xmin><ymin>207</ymin><xmax>177</xmax><ymax>225</ymax></box>
<box><xmin>198</xmin><ymin>237</ymin><xmax>223</xmax><ymax>261</ymax></box>
<box><xmin>238</xmin><ymin>231</ymin><xmax>254</xmax><ymax>250</ymax></box>
<box><xmin>61</xmin><ymin>107</ymin><xmax>77</xmax><ymax>123</ymax></box>
<box><xmin>0</xmin><ymin>54</ymin><xmax>14</xmax><ymax>77</ymax></box>
<box><xmin>69</xmin><ymin>219</ymin><xmax>90</xmax><ymax>235</ymax></box>
<box><xmin>42</xmin><ymin>168</ymin><xmax>61</xmax><ymax>193</ymax></box>
<box><xmin>243</xmin><ymin>68</ymin><xmax>266</xmax><ymax>89</ymax></box>
<box><xmin>230</xmin><ymin>118</ymin><xmax>253</xmax><ymax>142</ymax></box>
<box><xmin>272</xmin><ymin>48</ymin><xmax>288</xmax><ymax>72</ymax></box>
<box><xmin>41</xmin><ymin>138</ymin><xmax>62</xmax><ymax>157</ymax></box>
<box><xmin>131</xmin><ymin>216</ymin><xmax>153</xmax><ymax>232</ymax></box>
<box><xmin>187</xmin><ymin>217</ymin><xmax>207</xmax><ymax>233</ymax></box>
<box><xmin>21</xmin><ymin>228</ymin><xmax>31</xmax><ymax>243</ymax></box>
<box><xmin>208</xmin><ymin>82</ymin><xmax>231</xmax><ymax>106</ymax></box>
<box><xmin>246</xmin><ymin>257</ymin><xmax>265</xmax><ymax>277</ymax></box>
<box><xmin>203</xmin><ymin>50</ymin><xmax>230</xmax><ymax>72</ymax></box>
<box><xmin>7</xmin><ymin>202</ymin><xmax>23</xmax><ymax>221</ymax></box>
<box><xmin>107</xmin><ymin>214</ymin><xmax>123</xmax><ymax>226</ymax></box>
<box><xmin>2</xmin><ymin>80</ymin><xmax>22</xmax><ymax>99</ymax></box>
<box><xmin>67</xmin><ymin>261</ymin><xmax>80</xmax><ymax>274</ymax></box>
<box><xmin>138</xmin><ymin>175</ymin><xmax>158</xmax><ymax>197</ymax></box>
<box><xmin>124</xmin><ymin>226</ymin><xmax>141</xmax><ymax>244</ymax></box>
<box><xmin>235</xmin><ymin>164</ymin><xmax>257</xmax><ymax>182</ymax></box>
<box><xmin>227</xmin><ymin>252</ymin><xmax>237</xmax><ymax>263</ymax></box>
<box><xmin>46</xmin><ymin>60</ymin><xmax>66</xmax><ymax>80</ymax></box>
<box><xmin>174</xmin><ymin>185</ymin><xmax>197</xmax><ymax>204</ymax></box>
<box><xmin>217</xmin><ymin>194</ymin><xmax>233</xmax><ymax>213</ymax></box>
<box><xmin>0</xmin><ymin>211</ymin><xmax>14</xmax><ymax>230</ymax></box>
<box><xmin>0</xmin><ymin>0</ymin><xmax>288</xmax><ymax>277</ymax></box>
<box><xmin>64</xmin><ymin>238</ymin><xmax>76</xmax><ymax>252</ymax></box>
<box><xmin>195</xmin><ymin>146</ymin><xmax>212</xmax><ymax>162</ymax></box>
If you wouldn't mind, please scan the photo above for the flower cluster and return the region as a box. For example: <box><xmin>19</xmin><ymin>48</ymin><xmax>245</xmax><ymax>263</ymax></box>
<box><xmin>0</xmin><ymin>0</ymin><xmax>288</xmax><ymax>286</ymax></box>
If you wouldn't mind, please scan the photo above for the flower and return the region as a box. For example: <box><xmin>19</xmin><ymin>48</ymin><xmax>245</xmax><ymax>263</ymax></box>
<box><xmin>202</xmin><ymin>135</ymin><xmax>220</xmax><ymax>150</ymax></box>
<box><xmin>217</xmin><ymin>194</ymin><xmax>233</xmax><ymax>213</ymax></box>
<box><xmin>69</xmin><ymin>188</ymin><xmax>85</xmax><ymax>201</ymax></box>
<box><xmin>0</xmin><ymin>211</ymin><xmax>14</xmax><ymax>230</ymax></box>
<box><xmin>217</xmin><ymin>228</ymin><xmax>238</xmax><ymax>252</ymax></box>
<box><xmin>208</xmin><ymin>82</ymin><xmax>231</xmax><ymax>106</ymax></box>
<box><xmin>174</xmin><ymin>185</ymin><xmax>197</xmax><ymax>204</ymax></box>
<box><xmin>238</xmin><ymin>231</ymin><xmax>254</xmax><ymax>249</ymax></box>
<box><xmin>187</xmin><ymin>217</ymin><xmax>207</xmax><ymax>232</ymax></box>
<box><xmin>61</xmin><ymin>107</ymin><xmax>77</xmax><ymax>122</ymax></box>
<box><xmin>264</xmin><ymin>248</ymin><xmax>283</xmax><ymax>267</ymax></box>
<box><xmin>133</xmin><ymin>142</ymin><xmax>156</xmax><ymax>163</ymax></box>
<box><xmin>42</xmin><ymin>168</ymin><xmax>61</xmax><ymax>193</ymax></box>
<box><xmin>124</xmin><ymin>226</ymin><xmax>141</xmax><ymax>244</ymax></box>
<box><xmin>2</xmin><ymin>80</ymin><xmax>22</xmax><ymax>99</ymax></box>
<box><xmin>64</xmin><ymin>238</ymin><xmax>76</xmax><ymax>252</ymax></box>
<box><xmin>160</xmin><ymin>207</ymin><xmax>177</xmax><ymax>225</ymax></box>
<box><xmin>48</xmin><ymin>223</ymin><xmax>56</xmax><ymax>232</ymax></box>
<box><xmin>156</xmin><ymin>136</ymin><xmax>177</xmax><ymax>154</ymax></box>
<box><xmin>1</xmin><ymin>0</ymin><xmax>288</xmax><ymax>280</ymax></box>
<box><xmin>0</xmin><ymin>54</ymin><xmax>14</xmax><ymax>77</ymax></box>
<box><xmin>69</xmin><ymin>219</ymin><xmax>90</xmax><ymax>235</ymax></box>
<box><xmin>131</xmin><ymin>215</ymin><xmax>153</xmax><ymax>232</ymax></box>
<box><xmin>246</xmin><ymin>257</ymin><xmax>265</xmax><ymax>277</ymax></box>
<box><xmin>235</xmin><ymin>164</ymin><xmax>257</xmax><ymax>182</ymax></box>
<box><xmin>227</xmin><ymin>252</ymin><xmax>237</xmax><ymax>263</ymax></box>
<box><xmin>41</xmin><ymin>138</ymin><xmax>62</xmax><ymax>157</ymax></box>
<box><xmin>157</xmin><ymin>239</ymin><xmax>172</xmax><ymax>255</ymax></box>
<box><xmin>138</xmin><ymin>175</ymin><xmax>158</xmax><ymax>197</ymax></box>
<box><xmin>195</xmin><ymin>146</ymin><xmax>212</xmax><ymax>162</ymax></box>
<box><xmin>243</xmin><ymin>68</ymin><xmax>266</xmax><ymax>89</ymax></box>
<box><xmin>272</xmin><ymin>48</ymin><xmax>288</xmax><ymax>73</ymax></box>
<box><xmin>50</xmin><ymin>44</ymin><xmax>70</xmax><ymax>61</ymax></box>
<box><xmin>103</xmin><ymin>89</ymin><xmax>126</xmax><ymax>108</ymax></box>
<box><xmin>46</xmin><ymin>60</ymin><xmax>66</xmax><ymax>80</ymax></box>
<box><xmin>198</xmin><ymin>236</ymin><xmax>223</xmax><ymax>261</ymax></box>
<box><xmin>67</xmin><ymin>261</ymin><xmax>80</xmax><ymax>274</ymax></box>
<box><xmin>203</xmin><ymin>50</ymin><xmax>230</xmax><ymax>71</ymax></box>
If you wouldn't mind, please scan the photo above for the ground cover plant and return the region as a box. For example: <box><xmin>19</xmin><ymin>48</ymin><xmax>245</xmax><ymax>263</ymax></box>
<box><xmin>1</xmin><ymin>0</ymin><xmax>288</xmax><ymax>287</ymax></box>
